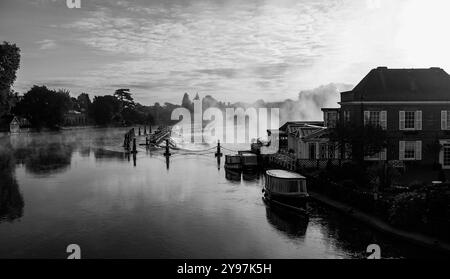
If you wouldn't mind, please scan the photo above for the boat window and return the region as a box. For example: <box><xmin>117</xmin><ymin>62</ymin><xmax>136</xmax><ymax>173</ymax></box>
<box><xmin>286</xmin><ymin>180</ymin><xmax>298</xmax><ymax>193</ymax></box>
<box><xmin>298</xmin><ymin>180</ymin><xmax>306</xmax><ymax>193</ymax></box>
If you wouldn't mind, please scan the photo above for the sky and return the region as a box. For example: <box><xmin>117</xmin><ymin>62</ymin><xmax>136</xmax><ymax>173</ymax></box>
<box><xmin>1</xmin><ymin>0</ymin><xmax>450</xmax><ymax>105</ymax></box>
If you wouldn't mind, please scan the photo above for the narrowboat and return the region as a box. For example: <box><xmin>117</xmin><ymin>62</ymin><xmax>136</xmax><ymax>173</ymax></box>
<box><xmin>263</xmin><ymin>169</ymin><xmax>309</xmax><ymax>209</ymax></box>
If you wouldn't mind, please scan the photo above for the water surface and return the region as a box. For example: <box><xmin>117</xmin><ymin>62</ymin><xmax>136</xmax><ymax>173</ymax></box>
<box><xmin>0</xmin><ymin>128</ymin><xmax>445</xmax><ymax>258</ymax></box>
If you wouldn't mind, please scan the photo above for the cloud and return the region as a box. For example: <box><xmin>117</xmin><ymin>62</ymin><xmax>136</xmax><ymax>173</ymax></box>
<box><xmin>37</xmin><ymin>39</ymin><xmax>57</xmax><ymax>50</ymax></box>
<box><xmin>55</xmin><ymin>0</ymin><xmax>351</xmax><ymax>103</ymax></box>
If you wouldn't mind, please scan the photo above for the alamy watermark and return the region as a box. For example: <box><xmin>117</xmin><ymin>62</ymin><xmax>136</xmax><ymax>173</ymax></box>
<box><xmin>170</xmin><ymin>96</ymin><xmax>280</xmax><ymax>154</ymax></box>
<box><xmin>66</xmin><ymin>0</ymin><xmax>81</xmax><ymax>9</ymax></box>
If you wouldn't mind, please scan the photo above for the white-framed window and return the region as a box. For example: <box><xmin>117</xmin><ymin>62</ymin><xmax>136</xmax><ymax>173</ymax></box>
<box><xmin>439</xmin><ymin>140</ymin><xmax>450</xmax><ymax>169</ymax></box>
<box><xmin>441</xmin><ymin>111</ymin><xmax>450</xmax><ymax>130</ymax></box>
<box><xmin>399</xmin><ymin>111</ymin><xmax>422</xmax><ymax>131</ymax></box>
<box><xmin>443</xmin><ymin>144</ymin><xmax>450</xmax><ymax>168</ymax></box>
<box><xmin>399</xmin><ymin>140</ymin><xmax>422</xmax><ymax>161</ymax></box>
<box><xmin>364</xmin><ymin>147</ymin><xmax>387</xmax><ymax>161</ymax></box>
<box><xmin>364</xmin><ymin>111</ymin><xmax>387</xmax><ymax>130</ymax></box>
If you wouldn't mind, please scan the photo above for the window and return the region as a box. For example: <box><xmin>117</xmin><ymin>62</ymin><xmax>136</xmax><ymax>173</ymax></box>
<box><xmin>404</xmin><ymin>141</ymin><xmax>415</xmax><ymax>159</ymax></box>
<box><xmin>325</xmin><ymin>111</ymin><xmax>338</xmax><ymax>128</ymax></box>
<box><xmin>308</xmin><ymin>143</ymin><xmax>316</xmax><ymax>159</ymax></box>
<box><xmin>364</xmin><ymin>111</ymin><xmax>387</xmax><ymax>129</ymax></box>
<box><xmin>444</xmin><ymin>145</ymin><xmax>450</xmax><ymax>167</ymax></box>
<box><xmin>328</xmin><ymin>145</ymin><xmax>335</xmax><ymax>159</ymax></box>
<box><xmin>319</xmin><ymin>143</ymin><xmax>327</xmax><ymax>159</ymax></box>
<box><xmin>405</xmin><ymin>111</ymin><xmax>415</xmax><ymax>129</ymax></box>
<box><xmin>344</xmin><ymin>111</ymin><xmax>351</xmax><ymax>123</ymax></box>
<box><xmin>441</xmin><ymin>111</ymin><xmax>450</xmax><ymax>130</ymax></box>
<box><xmin>364</xmin><ymin>147</ymin><xmax>387</xmax><ymax>161</ymax></box>
<box><xmin>400</xmin><ymin>111</ymin><xmax>422</xmax><ymax>130</ymax></box>
<box><xmin>400</xmin><ymin>141</ymin><xmax>422</xmax><ymax>161</ymax></box>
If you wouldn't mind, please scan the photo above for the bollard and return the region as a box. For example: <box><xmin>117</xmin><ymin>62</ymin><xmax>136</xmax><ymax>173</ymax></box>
<box><xmin>164</xmin><ymin>139</ymin><xmax>171</xmax><ymax>156</ymax></box>
<box><xmin>132</xmin><ymin>138</ymin><xmax>137</xmax><ymax>154</ymax></box>
<box><xmin>215</xmin><ymin>140</ymin><xmax>223</xmax><ymax>158</ymax></box>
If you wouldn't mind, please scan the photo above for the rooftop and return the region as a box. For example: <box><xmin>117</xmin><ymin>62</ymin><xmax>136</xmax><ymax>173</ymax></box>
<box><xmin>266</xmin><ymin>169</ymin><xmax>306</xmax><ymax>179</ymax></box>
<box><xmin>342</xmin><ymin>67</ymin><xmax>450</xmax><ymax>102</ymax></box>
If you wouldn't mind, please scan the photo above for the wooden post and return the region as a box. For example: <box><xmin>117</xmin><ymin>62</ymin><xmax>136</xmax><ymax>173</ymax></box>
<box><xmin>132</xmin><ymin>138</ymin><xmax>137</xmax><ymax>154</ymax></box>
<box><xmin>138</xmin><ymin>127</ymin><xmax>141</xmax><ymax>136</ymax></box>
<box><xmin>144</xmin><ymin>126</ymin><xmax>147</xmax><ymax>135</ymax></box>
<box><xmin>215</xmin><ymin>140</ymin><xmax>223</xmax><ymax>158</ymax></box>
<box><xmin>164</xmin><ymin>139</ymin><xmax>171</xmax><ymax>156</ymax></box>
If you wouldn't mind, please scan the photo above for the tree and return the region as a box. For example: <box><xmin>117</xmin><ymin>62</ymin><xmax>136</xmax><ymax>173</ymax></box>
<box><xmin>90</xmin><ymin>95</ymin><xmax>120</xmax><ymax>125</ymax></box>
<box><xmin>0</xmin><ymin>42</ymin><xmax>21</xmax><ymax>120</ymax></box>
<box><xmin>77</xmin><ymin>93</ymin><xmax>91</xmax><ymax>112</ymax></box>
<box><xmin>13</xmin><ymin>86</ymin><xmax>71</xmax><ymax>129</ymax></box>
<box><xmin>114</xmin><ymin>88</ymin><xmax>134</xmax><ymax>110</ymax></box>
<box><xmin>329</xmin><ymin>122</ymin><xmax>387</xmax><ymax>163</ymax></box>
<box><xmin>181</xmin><ymin>93</ymin><xmax>193</xmax><ymax>111</ymax></box>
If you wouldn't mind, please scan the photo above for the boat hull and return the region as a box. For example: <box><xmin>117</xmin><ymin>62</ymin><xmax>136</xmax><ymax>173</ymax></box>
<box><xmin>263</xmin><ymin>189</ymin><xmax>309</xmax><ymax>209</ymax></box>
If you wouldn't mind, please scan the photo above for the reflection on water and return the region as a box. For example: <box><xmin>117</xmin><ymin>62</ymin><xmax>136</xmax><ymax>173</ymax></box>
<box><xmin>225</xmin><ymin>170</ymin><xmax>241</xmax><ymax>181</ymax></box>
<box><xmin>0</xmin><ymin>128</ymin><xmax>447</xmax><ymax>259</ymax></box>
<box><xmin>265</xmin><ymin>204</ymin><xmax>309</xmax><ymax>239</ymax></box>
<box><xmin>0</xmin><ymin>145</ymin><xmax>24</xmax><ymax>223</ymax></box>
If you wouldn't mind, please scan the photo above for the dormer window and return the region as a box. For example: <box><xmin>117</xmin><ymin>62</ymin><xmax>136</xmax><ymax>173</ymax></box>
<box><xmin>323</xmin><ymin>109</ymin><xmax>339</xmax><ymax>128</ymax></box>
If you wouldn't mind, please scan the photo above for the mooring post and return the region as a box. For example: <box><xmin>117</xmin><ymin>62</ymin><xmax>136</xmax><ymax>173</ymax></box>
<box><xmin>215</xmin><ymin>140</ymin><xmax>223</xmax><ymax>158</ymax></box>
<box><xmin>132</xmin><ymin>138</ymin><xmax>137</xmax><ymax>154</ymax></box>
<box><xmin>164</xmin><ymin>139</ymin><xmax>171</xmax><ymax>156</ymax></box>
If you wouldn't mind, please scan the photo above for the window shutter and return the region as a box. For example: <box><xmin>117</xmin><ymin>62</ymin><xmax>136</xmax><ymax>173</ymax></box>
<box><xmin>415</xmin><ymin>141</ymin><xmax>422</xmax><ymax>160</ymax></box>
<box><xmin>380</xmin><ymin>111</ymin><xmax>387</xmax><ymax>130</ymax></box>
<box><xmin>380</xmin><ymin>148</ymin><xmax>387</xmax><ymax>160</ymax></box>
<box><xmin>415</xmin><ymin>110</ymin><xmax>422</xmax><ymax>130</ymax></box>
<box><xmin>364</xmin><ymin>111</ymin><xmax>370</xmax><ymax>126</ymax></box>
<box><xmin>442</xmin><ymin>111</ymin><xmax>448</xmax><ymax>130</ymax></box>
<box><xmin>399</xmin><ymin>111</ymin><xmax>405</xmax><ymax>130</ymax></box>
<box><xmin>399</xmin><ymin>141</ymin><xmax>405</xmax><ymax>160</ymax></box>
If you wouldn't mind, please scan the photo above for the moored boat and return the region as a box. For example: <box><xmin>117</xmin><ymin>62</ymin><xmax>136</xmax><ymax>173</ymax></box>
<box><xmin>241</xmin><ymin>153</ymin><xmax>258</xmax><ymax>171</ymax></box>
<box><xmin>263</xmin><ymin>169</ymin><xmax>309</xmax><ymax>209</ymax></box>
<box><xmin>224</xmin><ymin>155</ymin><xmax>242</xmax><ymax>170</ymax></box>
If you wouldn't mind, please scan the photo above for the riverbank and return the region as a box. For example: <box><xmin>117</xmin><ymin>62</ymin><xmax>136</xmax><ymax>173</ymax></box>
<box><xmin>309</xmin><ymin>190</ymin><xmax>450</xmax><ymax>255</ymax></box>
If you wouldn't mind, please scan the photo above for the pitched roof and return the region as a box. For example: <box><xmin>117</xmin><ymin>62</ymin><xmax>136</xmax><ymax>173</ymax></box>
<box><xmin>279</xmin><ymin>121</ymin><xmax>324</xmax><ymax>132</ymax></box>
<box><xmin>343</xmin><ymin>67</ymin><xmax>450</xmax><ymax>102</ymax></box>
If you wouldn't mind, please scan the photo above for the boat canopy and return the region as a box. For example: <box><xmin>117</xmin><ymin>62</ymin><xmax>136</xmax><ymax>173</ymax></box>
<box><xmin>266</xmin><ymin>170</ymin><xmax>305</xmax><ymax>180</ymax></box>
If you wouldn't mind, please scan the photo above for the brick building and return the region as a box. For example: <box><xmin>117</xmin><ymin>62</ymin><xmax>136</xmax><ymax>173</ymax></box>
<box><xmin>336</xmin><ymin>67</ymin><xmax>450</xmax><ymax>168</ymax></box>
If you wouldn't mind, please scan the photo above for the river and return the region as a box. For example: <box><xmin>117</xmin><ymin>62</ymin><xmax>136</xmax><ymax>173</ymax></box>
<box><xmin>0</xmin><ymin>128</ymin><xmax>445</xmax><ymax>258</ymax></box>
